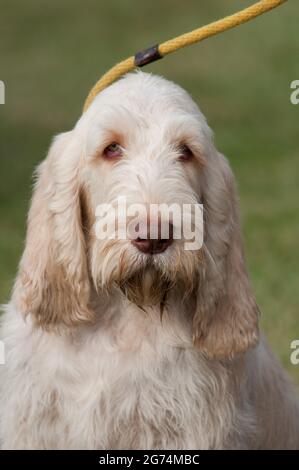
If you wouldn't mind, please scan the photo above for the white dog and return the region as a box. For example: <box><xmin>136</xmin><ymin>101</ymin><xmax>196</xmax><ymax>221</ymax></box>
<box><xmin>1</xmin><ymin>72</ymin><xmax>299</xmax><ymax>449</ymax></box>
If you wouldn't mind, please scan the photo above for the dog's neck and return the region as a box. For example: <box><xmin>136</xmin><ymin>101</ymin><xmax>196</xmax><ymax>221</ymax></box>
<box><xmin>86</xmin><ymin>281</ymin><xmax>196</xmax><ymax>351</ymax></box>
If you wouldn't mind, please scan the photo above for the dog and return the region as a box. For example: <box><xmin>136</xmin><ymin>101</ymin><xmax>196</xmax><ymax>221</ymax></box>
<box><xmin>1</xmin><ymin>72</ymin><xmax>299</xmax><ymax>449</ymax></box>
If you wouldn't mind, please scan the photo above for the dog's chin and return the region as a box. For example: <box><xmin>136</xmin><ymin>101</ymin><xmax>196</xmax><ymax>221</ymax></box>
<box><xmin>118</xmin><ymin>265</ymin><xmax>173</xmax><ymax>308</ymax></box>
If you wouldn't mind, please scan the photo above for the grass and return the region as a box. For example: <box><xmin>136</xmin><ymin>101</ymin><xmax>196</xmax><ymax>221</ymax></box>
<box><xmin>0</xmin><ymin>0</ymin><xmax>298</xmax><ymax>384</ymax></box>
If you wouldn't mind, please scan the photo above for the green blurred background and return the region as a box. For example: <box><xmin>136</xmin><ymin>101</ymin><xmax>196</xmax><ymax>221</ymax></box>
<box><xmin>0</xmin><ymin>0</ymin><xmax>298</xmax><ymax>384</ymax></box>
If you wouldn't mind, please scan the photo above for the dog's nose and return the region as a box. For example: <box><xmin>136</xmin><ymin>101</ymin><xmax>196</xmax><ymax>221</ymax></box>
<box><xmin>131</xmin><ymin>223</ymin><xmax>173</xmax><ymax>255</ymax></box>
<box><xmin>132</xmin><ymin>237</ymin><xmax>173</xmax><ymax>254</ymax></box>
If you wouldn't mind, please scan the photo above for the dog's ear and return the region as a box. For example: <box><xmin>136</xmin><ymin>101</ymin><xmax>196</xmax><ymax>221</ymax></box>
<box><xmin>13</xmin><ymin>132</ymin><xmax>94</xmax><ymax>329</ymax></box>
<box><xmin>193</xmin><ymin>152</ymin><xmax>260</xmax><ymax>359</ymax></box>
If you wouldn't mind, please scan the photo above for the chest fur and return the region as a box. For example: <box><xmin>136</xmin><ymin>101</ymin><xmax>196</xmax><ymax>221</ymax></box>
<box><xmin>1</xmin><ymin>307</ymin><xmax>254</xmax><ymax>449</ymax></box>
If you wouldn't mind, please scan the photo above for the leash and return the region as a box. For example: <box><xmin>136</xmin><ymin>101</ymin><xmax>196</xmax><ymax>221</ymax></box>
<box><xmin>83</xmin><ymin>0</ymin><xmax>288</xmax><ymax>112</ymax></box>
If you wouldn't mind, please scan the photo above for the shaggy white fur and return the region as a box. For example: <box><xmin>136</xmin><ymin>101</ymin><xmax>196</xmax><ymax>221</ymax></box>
<box><xmin>1</xmin><ymin>72</ymin><xmax>299</xmax><ymax>449</ymax></box>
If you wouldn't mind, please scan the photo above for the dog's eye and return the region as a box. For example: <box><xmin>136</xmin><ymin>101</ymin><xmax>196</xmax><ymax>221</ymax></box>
<box><xmin>178</xmin><ymin>144</ymin><xmax>193</xmax><ymax>161</ymax></box>
<box><xmin>103</xmin><ymin>142</ymin><xmax>123</xmax><ymax>159</ymax></box>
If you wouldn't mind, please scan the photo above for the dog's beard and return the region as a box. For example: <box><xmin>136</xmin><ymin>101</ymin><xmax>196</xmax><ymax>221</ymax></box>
<box><xmin>115</xmin><ymin>252</ymin><xmax>200</xmax><ymax>310</ymax></box>
<box><xmin>92</xmin><ymin>240</ymin><xmax>201</xmax><ymax>308</ymax></box>
<box><xmin>119</xmin><ymin>265</ymin><xmax>172</xmax><ymax>308</ymax></box>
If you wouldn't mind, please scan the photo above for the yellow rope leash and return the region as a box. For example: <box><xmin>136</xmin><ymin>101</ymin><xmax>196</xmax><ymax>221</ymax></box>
<box><xmin>83</xmin><ymin>0</ymin><xmax>287</xmax><ymax>112</ymax></box>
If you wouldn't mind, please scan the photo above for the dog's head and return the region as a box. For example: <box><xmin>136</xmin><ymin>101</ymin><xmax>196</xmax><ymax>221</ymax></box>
<box><xmin>14</xmin><ymin>72</ymin><xmax>259</xmax><ymax>358</ymax></box>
